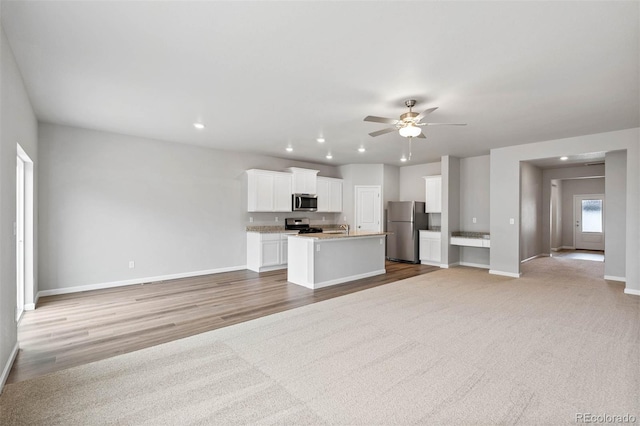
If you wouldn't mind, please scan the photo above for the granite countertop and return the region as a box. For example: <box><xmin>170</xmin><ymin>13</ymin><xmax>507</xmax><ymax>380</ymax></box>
<box><xmin>421</xmin><ymin>227</ymin><xmax>441</xmax><ymax>232</ymax></box>
<box><xmin>451</xmin><ymin>231</ymin><xmax>490</xmax><ymax>239</ymax></box>
<box><xmin>291</xmin><ymin>231</ymin><xmax>389</xmax><ymax>240</ymax></box>
<box><xmin>246</xmin><ymin>224</ymin><xmax>344</xmax><ymax>233</ymax></box>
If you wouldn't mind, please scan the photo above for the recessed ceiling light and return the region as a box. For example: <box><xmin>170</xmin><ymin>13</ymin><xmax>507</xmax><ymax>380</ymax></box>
<box><xmin>286</xmin><ymin>147</ymin><xmax>293</xmax><ymax>152</ymax></box>
<box><xmin>317</xmin><ymin>137</ymin><xmax>325</xmax><ymax>143</ymax></box>
<box><xmin>400</xmin><ymin>156</ymin><xmax>407</xmax><ymax>162</ymax></box>
<box><xmin>193</xmin><ymin>122</ymin><xmax>205</xmax><ymax>130</ymax></box>
<box><xmin>560</xmin><ymin>156</ymin><xmax>568</xmax><ymax>161</ymax></box>
<box><xmin>358</xmin><ymin>147</ymin><xmax>366</xmax><ymax>153</ymax></box>
<box><xmin>326</xmin><ymin>154</ymin><xmax>333</xmax><ymax>159</ymax></box>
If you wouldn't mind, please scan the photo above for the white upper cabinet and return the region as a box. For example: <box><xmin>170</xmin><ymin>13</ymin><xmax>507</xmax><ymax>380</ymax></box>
<box><xmin>423</xmin><ymin>175</ymin><xmax>442</xmax><ymax>213</ymax></box>
<box><xmin>247</xmin><ymin>169</ymin><xmax>292</xmax><ymax>212</ymax></box>
<box><xmin>316</xmin><ymin>177</ymin><xmax>343</xmax><ymax>212</ymax></box>
<box><xmin>287</xmin><ymin>167</ymin><xmax>319</xmax><ymax>194</ymax></box>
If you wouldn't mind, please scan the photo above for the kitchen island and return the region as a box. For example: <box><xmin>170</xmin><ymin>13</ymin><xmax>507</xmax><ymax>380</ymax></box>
<box><xmin>287</xmin><ymin>231</ymin><xmax>387</xmax><ymax>289</ymax></box>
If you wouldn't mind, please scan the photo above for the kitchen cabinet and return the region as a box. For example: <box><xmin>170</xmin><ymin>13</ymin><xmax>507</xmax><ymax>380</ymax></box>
<box><xmin>419</xmin><ymin>230</ymin><xmax>441</xmax><ymax>266</ymax></box>
<box><xmin>287</xmin><ymin>167</ymin><xmax>319</xmax><ymax>194</ymax></box>
<box><xmin>247</xmin><ymin>169</ymin><xmax>292</xmax><ymax>212</ymax></box>
<box><xmin>423</xmin><ymin>175</ymin><xmax>442</xmax><ymax>213</ymax></box>
<box><xmin>247</xmin><ymin>232</ymin><xmax>297</xmax><ymax>272</ymax></box>
<box><xmin>316</xmin><ymin>177</ymin><xmax>343</xmax><ymax>212</ymax></box>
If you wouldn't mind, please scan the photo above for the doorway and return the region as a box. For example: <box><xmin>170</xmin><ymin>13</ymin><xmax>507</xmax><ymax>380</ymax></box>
<box><xmin>573</xmin><ymin>194</ymin><xmax>605</xmax><ymax>251</ymax></box>
<box><xmin>16</xmin><ymin>144</ymin><xmax>34</xmax><ymax>318</ymax></box>
<box><xmin>354</xmin><ymin>185</ymin><xmax>381</xmax><ymax>232</ymax></box>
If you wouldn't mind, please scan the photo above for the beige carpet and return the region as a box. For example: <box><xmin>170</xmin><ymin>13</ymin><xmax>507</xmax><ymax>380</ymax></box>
<box><xmin>1</xmin><ymin>257</ymin><xmax>638</xmax><ymax>425</ymax></box>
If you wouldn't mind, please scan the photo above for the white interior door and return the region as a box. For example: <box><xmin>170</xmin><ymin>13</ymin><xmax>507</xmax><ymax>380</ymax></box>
<box><xmin>355</xmin><ymin>186</ymin><xmax>381</xmax><ymax>232</ymax></box>
<box><xmin>574</xmin><ymin>194</ymin><xmax>605</xmax><ymax>250</ymax></box>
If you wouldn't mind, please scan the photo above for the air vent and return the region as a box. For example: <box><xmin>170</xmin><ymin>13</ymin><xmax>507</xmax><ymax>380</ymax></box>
<box><xmin>585</xmin><ymin>161</ymin><xmax>605</xmax><ymax>166</ymax></box>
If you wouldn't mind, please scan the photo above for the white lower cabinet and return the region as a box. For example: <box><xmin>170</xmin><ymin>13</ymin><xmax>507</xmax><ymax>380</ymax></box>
<box><xmin>419</xmin><ymin>230</ymin><xmax>442</xmax><ymax>266</ymax></box>
<box><xmin>247</xmin><ymin>232</ymin><xmax>296</xmax><ymax>272</ymax></box>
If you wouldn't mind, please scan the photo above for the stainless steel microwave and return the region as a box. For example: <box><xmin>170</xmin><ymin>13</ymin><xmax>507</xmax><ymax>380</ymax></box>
<box><xmin>292</xmin><ymin>193</ymin><xmax>318</xmax><ymax>211</ymax></box>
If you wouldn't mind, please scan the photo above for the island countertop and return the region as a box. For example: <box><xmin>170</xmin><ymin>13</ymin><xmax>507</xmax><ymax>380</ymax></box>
<box><xmin>289</xmin><ymin>231</ymin><xmax>389</xmax><ymax>240</ymax></box>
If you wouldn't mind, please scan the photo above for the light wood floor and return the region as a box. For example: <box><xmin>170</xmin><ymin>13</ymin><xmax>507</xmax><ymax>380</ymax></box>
<box><xmin>9</xmin><ymin>261</ymin><xmax>438</xmax><ymax>384</ymax></box>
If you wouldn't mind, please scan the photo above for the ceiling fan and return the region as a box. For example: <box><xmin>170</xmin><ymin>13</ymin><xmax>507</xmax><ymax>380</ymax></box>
<box><xmin>364</xmin><ymin>99</ymin><xmax>466</xmax><ymax>138</ymax></box>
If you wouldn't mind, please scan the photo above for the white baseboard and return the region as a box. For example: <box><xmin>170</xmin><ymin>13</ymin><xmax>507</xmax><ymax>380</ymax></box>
<box><xmin>24</xmin><ymin>303</ymin><xmax>35</xmax><ymax>311</ymax></box>
<box><xmin>623</xmin><ymin>288</ymin><xmax>640</xmax><ymax>296</ymax></box>
<box><xmin>560</xmin><ymin>246</ymin><xmax>575</xmax><ymax>250</ymax></box>
<box><xmin>420</xmin><ymin>260</ymin><xmax>441</xmax><ymax>267</ymax></box>
<box><xmin>521</xmin><ymin>254</ymin><xmax>546</xmax><ymax>263</ymax></box>
<box><xmin>1</xmin><ymin>343</ymin><xmax>19</xmax><ymax>395</ymax></box>
<box><xmin>459</xmin><ymin>262</ymin><xmax>490</xmax><ymax>270</ymax></box>
<box><xmin>604</xmin><ymin>275</ymin><xmax>626</xmax><ymax>283</ymax></box>
<box><xmin>37</xmin><ymin>265</ymin><xmax>247</xmax><ymax>298</ymax></box>
<box><xmin>439</xmin><ymin>262</ymin><xmax>460</xmax><ymax>269</ymax></box>
<box><xmin>489</xmin><ymin>269</ymin><xmax>522</xmax><ymax>278</ymax></box>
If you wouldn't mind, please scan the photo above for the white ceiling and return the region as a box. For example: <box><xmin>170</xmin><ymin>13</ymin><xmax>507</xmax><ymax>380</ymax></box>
<box><xmin>2</xmin><ymin>1</ymin><xmax>638</xmax><ymax>166</ymax></box>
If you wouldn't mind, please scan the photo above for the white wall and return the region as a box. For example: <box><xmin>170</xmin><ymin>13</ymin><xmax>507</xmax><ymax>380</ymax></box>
<box><xmin>383</xmin><ymin>164</ymin><xmax>400</xmax><ymax>210</ymax></box>
<box><xmin>398</xmin><ymin>161</ymin><xmax>441</xmax><ymax>202</ymax></box>
<box><xmin>560</xmin><ymin>178</ymin><xmax>605</xmax><ymax>248</ymax></box>
<box><xmin>338</xmin><ymin>164</ymin><xmax>383</xmax><ymax>228</ymax></box>
<box><xmin>0</xmin><ymin>24</ymin><xmax>38</xmax><ymax>390</ymax></box>
<box><xmin>441</xmin><ymin>156</ymin><xmax>460</xmax><ymax>266</ymax></box>
<box><xmin>38</xmin><ymin>123</ymin><xmax>341</xmax><ymax>292</ymax></box>
<box><xmin>490</xmin><ymin>128</ymin><xmax>639</xmax><ymax>294</ymax></box>
<box><xmin>459</xmin><ymin>155</ymin><xmax>490</xmax><ymax>266</ymax></box>
<box><xmin>520</xmin><ymin>162</ymin><xmax>543</xmax><ymax>261</ymax></box>
<box><xmin>604</xmin><ymin>150</ymin><xmax>626</xmax><ymax>279</ymax></box>
<box><xmin>550</xmin><ymin>180</ymin><xmax>562</xmax><ymax>250</ymax></box>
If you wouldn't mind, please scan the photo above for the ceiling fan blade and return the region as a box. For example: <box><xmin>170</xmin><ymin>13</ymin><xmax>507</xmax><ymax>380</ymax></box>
<box><xmin>424</xmin><ymin>123</ymin><xmax>467</xmax><ymax>126</ymax></box>
<box><xmin>416</xmin><ymin>132</ymin><xmax>427</xmax><ymax>139</ymax></box>
<box><xmin>364</xmin><ymin>115</ymin><xmax>398</xmax><ymax>124</ymax></box>
<box><xmin>415</xmin><ymin>107</ymin><xmax>438</xmax><ymax>121</ymax></box>
<box><xmin>368</xmin><ymin>127</ymin><xmax>398</xmax><ymax>137</ymax></box>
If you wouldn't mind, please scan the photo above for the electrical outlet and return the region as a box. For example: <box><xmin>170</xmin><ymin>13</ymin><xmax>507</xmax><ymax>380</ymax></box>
<box><xmin>472</xmin><ymin>217</ymin><xmax>477</xmax><ymax>224</ymax></box>
<box><xmin>249</xmin><ymin>217</ymin><xmax>253</xmax><ymax>223</ymax></box>
<box><xmin>129</xmin><ymin>261</ymin><xmax>135</xmax><ymax>269</ymax></box>
<box><xmin>509</xmin><ymin>218</ymin><xmax>515</xmax><ymax>225</ymax></box>
<box><xmin>344</xmin><ymin>216</ymin><xmax>347</xmax><ymax>221</ymax></box>
<box><xmin>316</xmin><ymin>245</ymin><xmax>321</xmax><ymax>252</ymax></box>
<box><xmin>322</xmin><ymin>216</ymin><xmax>325</xmax><ymax>221</ymax></box>
<box><xmin>275</xmin><ymin>217</ymin><xmax>278</xmax><ymax>222</ymax></box>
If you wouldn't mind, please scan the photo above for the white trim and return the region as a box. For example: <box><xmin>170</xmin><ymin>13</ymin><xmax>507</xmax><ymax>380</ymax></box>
<box><xmin>520</xmin><ymin>254</ymin><xmax>546</xmax><ymax>263</ymax></box>
<box><xmin>560</xmin><ymin>246</ymin><xmax>576</xmax><ymax>250</ymax></box>
<box><xmin>303</xmin><ymin>269</ymin><xmax>386</xmax><ymax>290</ymax></box>
<box><xmin>489</xmin><ymin>269</ymin><xmax>522</xmax><ymax>278</ymax></box>
<box><xmin>24</xmin><ymin>303</ymin><xmax>35</xmax><ymax>310</ymax></box>
<box><xmin>623</xmin><ymin>288</ymin><xmax>640</xmax><ymax>296</ymax></box>
<box><xmin>37</xmin><ymin>265</ymin><xmax>247</xmax><ymax>297</ymax></box>
<box><xmin>459</xmin><ymin>262</ymin><xmax>490</xmax><ymax>270</ymax></box>
<box><xmin>420</xmin><ymin>260</ymin><xmax>441</xmax><ymax>267</ymax></box>
<box><xmin>1</xmin><ymin>343</ymin><xmax>19</xmax><ymax>395</ymax></box>
<box><xmin>604</xmin><ymin>275</ymin><xmax>626</xmax><ymax>282</ymax></box>
<box><xmin>439</xmin><ymin>262</ymin><xmax>459</xmax><ymax>269</ymax></box>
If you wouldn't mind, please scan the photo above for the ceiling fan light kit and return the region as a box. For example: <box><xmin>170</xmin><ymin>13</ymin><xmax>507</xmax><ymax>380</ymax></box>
<box><xmin>364</xmin><ymin>99</ymin><xmax>466</xmax><ymax>139</ymax></box>
<box><xmin>398</xmin><ymin>124</ymin><xmax>421</xmax><ymax>138</ymax></box>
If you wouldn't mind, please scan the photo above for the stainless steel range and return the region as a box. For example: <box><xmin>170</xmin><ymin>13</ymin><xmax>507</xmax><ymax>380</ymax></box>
<box><xmin>285</xmin><ymin>218</ymin><xmax>323</xmax><ymax>234</ymax></box>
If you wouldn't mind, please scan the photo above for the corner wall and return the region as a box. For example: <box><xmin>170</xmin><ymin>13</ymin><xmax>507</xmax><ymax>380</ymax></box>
<box><xmin>0</xmin><ymin>24</ymin><xmax>38</xmax><ymax>391</ymax></box>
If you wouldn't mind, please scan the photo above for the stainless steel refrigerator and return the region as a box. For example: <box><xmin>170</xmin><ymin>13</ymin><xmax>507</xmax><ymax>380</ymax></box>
<box><xmin>386</xmin><ymin>201</ymin><xmax>429</xmax><ymax>263</ymax></box>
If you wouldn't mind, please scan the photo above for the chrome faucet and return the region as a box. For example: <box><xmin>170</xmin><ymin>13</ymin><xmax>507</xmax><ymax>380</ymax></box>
<box><xmin>340</xmin><ymin>224</ymin><xmax>350</xmax><ymax>234</ymax></box>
